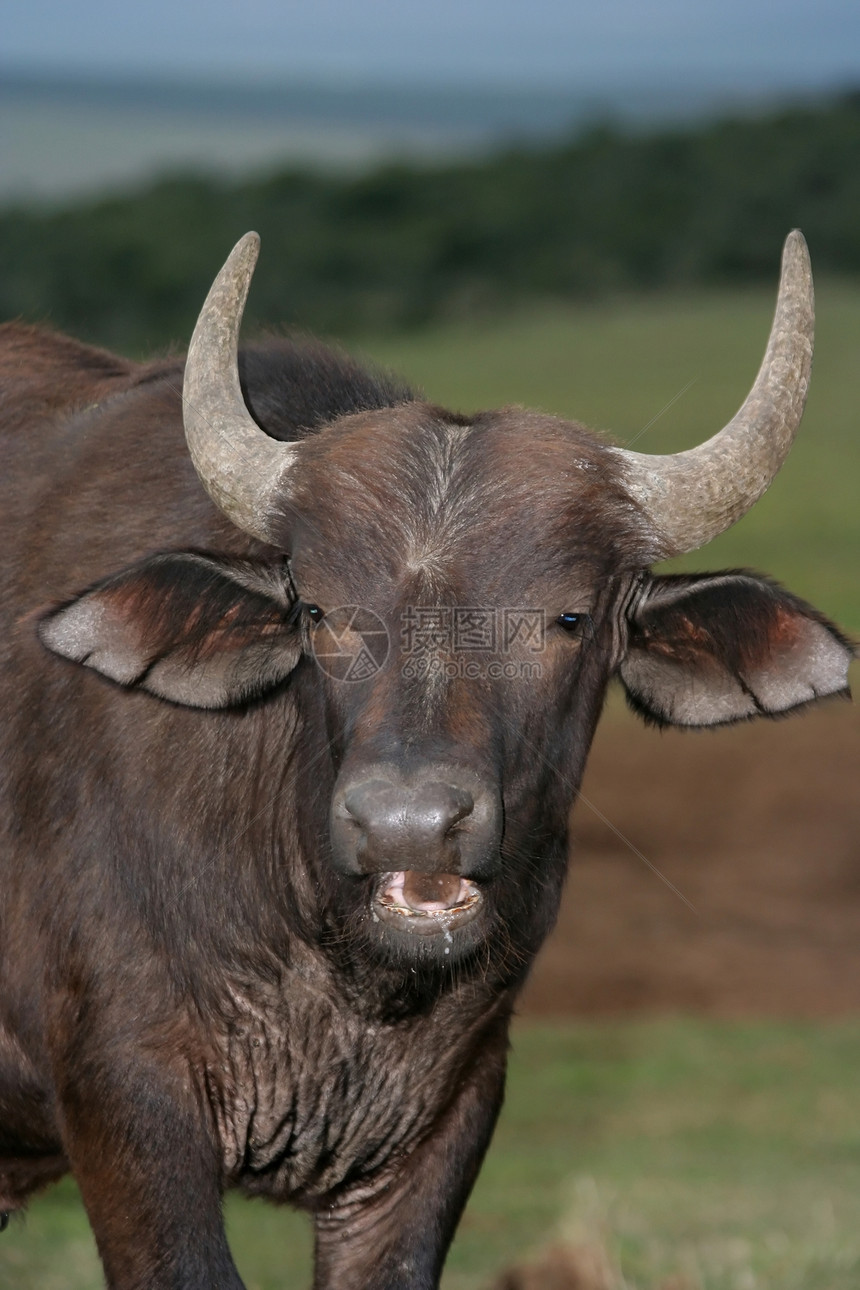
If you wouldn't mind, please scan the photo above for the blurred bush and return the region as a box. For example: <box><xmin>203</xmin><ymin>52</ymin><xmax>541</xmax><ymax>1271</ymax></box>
<box><xmin>2</xmin><ymin>93</ymin><xmax>860</xmax><ymax>351</ymax></box>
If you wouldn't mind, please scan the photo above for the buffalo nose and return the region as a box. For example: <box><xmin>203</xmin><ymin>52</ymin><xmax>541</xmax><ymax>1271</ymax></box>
<box><xmin>330</xmin><ymin>767</ymin><xmax>501</xmax><ymax>877</ymax></box>
<box><xmin>343</xmin><ymin>779</ymin><xmax>474</xmax><ymax>860</ymax></box>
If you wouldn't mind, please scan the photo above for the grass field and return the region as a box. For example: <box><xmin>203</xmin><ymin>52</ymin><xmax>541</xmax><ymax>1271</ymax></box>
<box><xmin>4</xmin><ymin>1020</ymin><xmax>860</xmax><ymax>1289</ymax></box>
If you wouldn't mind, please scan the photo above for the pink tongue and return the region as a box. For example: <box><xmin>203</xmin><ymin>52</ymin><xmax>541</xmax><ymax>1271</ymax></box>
<box><xmin>401</xmin><ymin>871</ymin><xmax>464</xmax><ymax>912</ymax></box>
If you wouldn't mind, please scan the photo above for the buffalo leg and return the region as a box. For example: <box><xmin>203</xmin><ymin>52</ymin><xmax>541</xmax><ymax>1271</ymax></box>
<box><xmin>312</xmin><ymin>1025</ymin><xmax>508</xmax><ymax>1290</ymax></box>
<box><xmin>57</xmin><ymin>1055</ymin><xmax>243</xmax><ymax>1290</ymax></box>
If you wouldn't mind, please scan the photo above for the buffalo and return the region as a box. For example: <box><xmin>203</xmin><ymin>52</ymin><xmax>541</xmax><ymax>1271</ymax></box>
<box><xmin>0</xmin><ymin>230</ymin><xmax>852</xmax><ymax>1289</ymax></box>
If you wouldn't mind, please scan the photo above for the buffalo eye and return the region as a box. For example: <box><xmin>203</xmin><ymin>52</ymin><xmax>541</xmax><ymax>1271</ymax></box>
<box><xmin>304</xmin><ymin>604</ymin><xmax>325</xmax><ymax>624</ymax></box>
<box><xmin>556</xmin><ymin>613</ymin><xmax>581</xmax><ymax>632</ymax></box>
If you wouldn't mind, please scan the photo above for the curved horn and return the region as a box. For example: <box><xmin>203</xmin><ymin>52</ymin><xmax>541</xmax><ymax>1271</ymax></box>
<box><xmin>182</xmin><ymin>232</ymin><xmax>297</xmax><ymax>543</ymax></box>
<box><xmin>612</xmin><ymin>230</ymin><xmax>814</xmax><ymax>558</ymax></box>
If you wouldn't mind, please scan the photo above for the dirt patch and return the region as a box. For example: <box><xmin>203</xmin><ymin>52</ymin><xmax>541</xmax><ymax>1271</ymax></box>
<box><xmin>486</xmin><ymin>1243</ymin><xmax>695</xmax><ymax>1290</ymax></box>
<box><xmin>487</xmin><ymin>1242</ymin><xmax>617</xmax><ymax>1290</ymax></box>
<box><xmin>521</xmin><ymin>696</ymin><xmax>860</xmax><ymax>1017</ymax></box>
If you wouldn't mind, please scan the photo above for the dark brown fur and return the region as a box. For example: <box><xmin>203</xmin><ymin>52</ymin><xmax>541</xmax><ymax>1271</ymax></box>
<box><xmin>0</xmin><ymin>323</ymin><xmax>851</xmax><ymax>1289</ymax></box>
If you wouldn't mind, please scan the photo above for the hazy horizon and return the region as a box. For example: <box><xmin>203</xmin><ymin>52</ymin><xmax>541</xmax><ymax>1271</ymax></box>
<box><xmin>2</xmin><ymin>63</ymin><xmax>854</xmax><ymax>203</ymax></box>
<box><xmin>4</xmin><ymin>0</ymin><xmax>858</xmax><ymax>202</ymax></box>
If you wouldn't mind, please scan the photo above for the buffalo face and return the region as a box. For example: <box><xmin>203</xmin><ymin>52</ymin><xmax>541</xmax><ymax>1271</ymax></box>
<box><xmin>274</xmin><ymin>401</ymin><xmax>642</xmax><ymax>968</ymax></box>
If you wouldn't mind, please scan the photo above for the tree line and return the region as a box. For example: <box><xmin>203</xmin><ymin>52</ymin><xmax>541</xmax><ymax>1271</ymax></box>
<box><xmin>2</xmin><ymin>92</ymin><xmax>859</xmax><ymax>351</ymax></box>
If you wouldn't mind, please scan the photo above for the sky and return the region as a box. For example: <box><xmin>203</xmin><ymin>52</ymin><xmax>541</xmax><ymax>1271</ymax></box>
<box><xmin>5</xmin><ymin>0</ymin><xmax>860</xmax><ymax>90</ymax></box>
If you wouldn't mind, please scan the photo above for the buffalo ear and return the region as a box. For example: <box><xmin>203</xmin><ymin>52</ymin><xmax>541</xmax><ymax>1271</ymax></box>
<box><xmin>38</xmin><ymin>553</ymin><xmax>302</xmax><ymax>709</ymax></box>
<box><xmin>619</xmin><ymin>572</ymin><xmax>854</xmax><ymax>728</ymax></box>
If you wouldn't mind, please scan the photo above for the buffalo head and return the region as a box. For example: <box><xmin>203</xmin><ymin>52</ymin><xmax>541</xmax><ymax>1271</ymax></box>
<box><xmin>39</xmin><ymin>233</ymin><xmax>853</xmax><ymax>977</ymax></box>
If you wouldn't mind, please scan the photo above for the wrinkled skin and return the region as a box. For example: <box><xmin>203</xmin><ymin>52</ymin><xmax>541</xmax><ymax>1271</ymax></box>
<box><xmin>0</xmin><ymin>323</ymin><xmax>852</xmax><ymax>1289</ymax></box>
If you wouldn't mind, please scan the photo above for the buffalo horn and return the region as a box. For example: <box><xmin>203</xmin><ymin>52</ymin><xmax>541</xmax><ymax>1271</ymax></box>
<box><xmin>611</xmin><ymin>230</ymin><xmax>814</xmax><ymax>558</ymax></box>
<box><xmin>182</xmin><ymin>232</ymin><xmax>297</xmax><ymax>544</ymax></box>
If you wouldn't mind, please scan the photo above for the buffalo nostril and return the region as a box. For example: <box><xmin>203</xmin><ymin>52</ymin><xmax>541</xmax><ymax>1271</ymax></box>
<box><xmin>438</xmin><ymin>787</ymin><xmax>474</xmax><ymax>833</ymax></box>
<box><xmin>342</xmin><ymin>780</ymin><xmax>395</xmax><ymax>831</ymax></box>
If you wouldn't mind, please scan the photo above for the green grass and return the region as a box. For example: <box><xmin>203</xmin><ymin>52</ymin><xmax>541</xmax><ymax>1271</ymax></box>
<box><xmin>5</xmin><ymin>1019</ymin><xmax>860</xmax><ymax>1289</ymax></box>
<box><xmin>448</xmin><ymin>1020</ymin><xmax>860</xmax><ymax>1290</ymax></box>
<box><xmin>361</xmin><ymin>280</ymin><xmax>860</xmax><ymax>631</ymax></box>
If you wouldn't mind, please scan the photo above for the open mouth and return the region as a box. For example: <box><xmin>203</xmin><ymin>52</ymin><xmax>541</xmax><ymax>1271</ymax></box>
<box><xmin>373</xmin><ymin>870</ymin><xmax>482</xmax><ymax>936</ymax></box>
